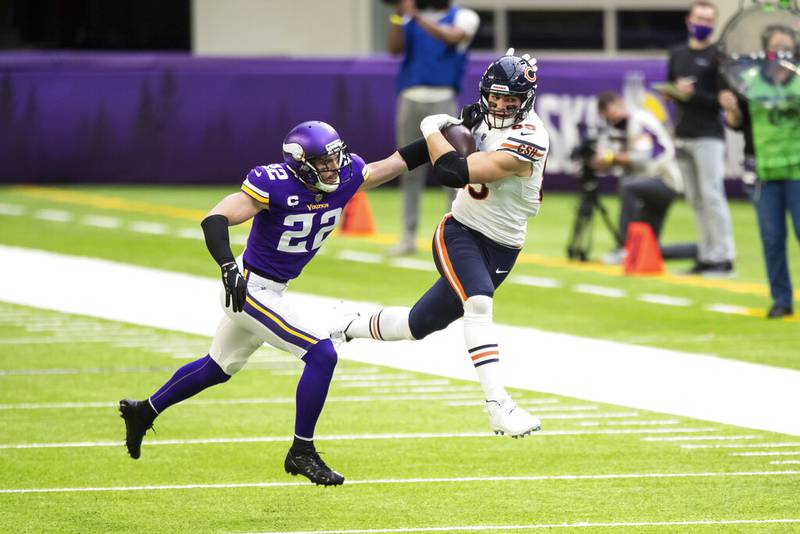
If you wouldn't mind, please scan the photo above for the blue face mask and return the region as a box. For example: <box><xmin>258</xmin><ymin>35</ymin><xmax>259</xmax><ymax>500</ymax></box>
<box><xmin>688</xmin><ymin>23</ymin><xmax>714</xmax><ymax>41</ymax></box>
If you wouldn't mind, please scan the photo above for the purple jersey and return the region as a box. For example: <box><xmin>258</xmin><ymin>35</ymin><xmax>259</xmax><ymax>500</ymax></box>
<box><xmin>240</xmin><ymin>153</ymin><xmax>368</xmax><ymax>282</ymax></box>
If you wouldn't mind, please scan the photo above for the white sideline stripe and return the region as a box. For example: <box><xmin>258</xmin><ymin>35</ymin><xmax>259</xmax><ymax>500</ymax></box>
<box><xmin>572</xmin><ymin>284</ymin><xmax>626</xmax><ymax>298</ymax></box>
<box><xmin>706</xmin><ymin>303</ymin><xmax>751</xmax><ymax>315</ymax></box>
<box><xmin>642</xmin><ymin>435</ymin><xmax>759</xmax><ymax>442</ymax></box>
<box><xmin>732</xmin><ymin>451</ymin><xmax>800</xmax><ymax>457</ymax></box>
<box><xmin>81</xmin><ymin>215</ymin><xmax>121</xmax><ymax>229</ymax></box>
<box><xmin>771</xmin><ymin>460</ymin><xmax>800</xmax><ymax>465</ymax></box>
<box><xmin>508</xmin><ymin>275</ymin><xmax>561</xmax><ymax>289</ymax></box>
<box><xmin>34</xmin><ymin>209</ymin><xmax>72</xmax><ymax>222</ymax></box>
<box><xmin>0</xmin><ymin>428</ymin><xmax>721</xmax><ymax>450</ymax></box>
<box><xmin>637</xmin><ymin>294</ymin><xmax>692</xmax><ymax>307</ymax></box>
<box><xmin>388</xmin><ymin>258</ymin><xmax>436</xmax><ymax>272</ymax></box>
<box><xmin>2</xmin><ymin>472</ymin><xmax>798</xmax><ymax>495</ymax></box>
<box><xmin>0</xmin><ymin>394</ymin><xmax>484</xmax><ymax>411</ymax></box>
<box><xmin>337</xmin><ymin>250</ymin><xmax>382</xmax><ymax>264</ymax></box>
<box><xmin>683</xmin><ymin>442</ymin><xmax>800</xmax><ymax>450</ymax></box>
<box><xmin>249</xmin><ymin>518</ymin><xmax>800</xmax><ymax>534</ymax></box>
<box><xmin>129</xmin><ymin>221</ymin><xmax>168</xmax><ymax>235</ymax></box>
<box><xmin>0</xmin><ymin>203</ymin><xmax>26</xmax><ymax>216</ymax></box>
<box><xmin>2</xmin><ymin>246</ymin><xmax>799</xmax><ymax>436</ymax></box>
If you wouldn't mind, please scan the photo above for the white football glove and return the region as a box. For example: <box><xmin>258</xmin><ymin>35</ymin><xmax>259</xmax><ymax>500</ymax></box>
<box><xmin>420</xmin><ymin>114</ymin><xmax>462</xmax><ymax>139</ymax></box>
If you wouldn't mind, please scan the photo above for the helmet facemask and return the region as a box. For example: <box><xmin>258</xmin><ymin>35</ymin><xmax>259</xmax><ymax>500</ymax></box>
<box><xmin>283</xmin><ymin>139</ymin><xmax>352</xmax><ymax>193</ymax></box>
<box><xmin>479</xmin><ymin>88</ymin><xmax>535</xmax><ymax>129</ymax></box>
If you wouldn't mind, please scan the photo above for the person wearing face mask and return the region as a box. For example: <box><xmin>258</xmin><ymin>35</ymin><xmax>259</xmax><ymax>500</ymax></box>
<box><xmin>592</xmin><ymin>91</ymin><xmax>688</xmax><ymax>265</ymax></box>
<box><xmin>718</xmin><ymin>25</ymin><xmax>800</xmax><ymax>318</ymax></box>
<box><xmin>660</xmin><ymin>0</ymin><xmax>736</xmax><ymax>277</ymax></box>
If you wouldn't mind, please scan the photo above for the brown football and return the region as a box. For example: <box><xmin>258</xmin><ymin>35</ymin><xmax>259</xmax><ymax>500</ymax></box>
<box><xmin>442</xmin><ymin>124</ymin><xmax>476</xmax><ymax>156</ymax></box>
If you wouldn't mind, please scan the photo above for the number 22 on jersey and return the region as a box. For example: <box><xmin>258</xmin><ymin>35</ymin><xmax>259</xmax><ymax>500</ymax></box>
<box><xmin>277</xmin><ymin>208</ymin><xmax>342</xmax><ymax>253</ymax></box>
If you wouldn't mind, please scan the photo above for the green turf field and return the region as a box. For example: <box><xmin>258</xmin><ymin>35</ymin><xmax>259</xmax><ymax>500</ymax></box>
<box><xmin>0</xmin><ymin>185</ymin><xmax>799</xmax><ymax>532</ymax></box>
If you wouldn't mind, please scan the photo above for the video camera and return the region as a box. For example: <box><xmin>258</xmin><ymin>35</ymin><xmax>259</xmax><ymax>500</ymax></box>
<box><xmin>570</xmin><ymin>137</ymin><xmax>599</xmax><ymax>187</ymax></box>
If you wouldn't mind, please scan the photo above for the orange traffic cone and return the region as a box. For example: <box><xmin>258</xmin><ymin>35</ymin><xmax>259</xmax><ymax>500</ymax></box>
<box><xmin>341</xmin><ymin>191</ymin><xmax>376</xmax><ymax>235</ymax></box>
<box><xmin>623</xmin><ymin>222</ymin><xmax>663</xmax><ymax>275</ymax></box>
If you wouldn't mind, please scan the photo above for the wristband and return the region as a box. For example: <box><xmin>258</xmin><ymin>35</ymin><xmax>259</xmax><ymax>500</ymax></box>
<box><xmin>390</xmin><ymin>14</ymin><xmax>408</xmax><ymax>25</ymax></box>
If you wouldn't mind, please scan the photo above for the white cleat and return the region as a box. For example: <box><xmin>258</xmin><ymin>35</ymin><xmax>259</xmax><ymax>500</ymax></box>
<box><xmin>486</xmin><ymin>398</ymin><xmax>541</xmax><ymax>438</ymax></box>
<box><xmin>329</xmin><ymin>312</ymin><xmax>360</xmax><ymax>347</ymax></box>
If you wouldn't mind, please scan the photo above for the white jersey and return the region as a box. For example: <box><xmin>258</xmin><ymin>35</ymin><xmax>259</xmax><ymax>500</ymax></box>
<box><xmin>451</xmin><ymin>112</ymin><xmax>549</xmax><ymax>248</ymax></box>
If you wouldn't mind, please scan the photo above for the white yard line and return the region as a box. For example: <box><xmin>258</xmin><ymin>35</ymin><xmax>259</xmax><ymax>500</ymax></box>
<box><xmin>642</xmin><ymin>435</ymin><xmax>759</xmax><ymax>442</ymax></box>
<box><xmin>683</xmin><ymin>442</ymin><xmax>800</xmax><ymax>450</ymax></box>
<box><xmin>578</xmin><ymin>419</ymin><xmax>683</xmax><ymax>426</ymax></box>
<box><xmin>129</xmin><ymin>221</ymin><xmax>168</xmax><ymax>235</ymax></box>
<box><xmin>337</xmin><ymin>250</ymin><xmax>382</xmax><ymax>264</ymax></box>
<box><xmin>706</xmin><ymin>304</ymin><xmax>751</xmax><ymax>315</ymax></box>
<box><xmin>0</xmin><ymin>428</ymin><xmax>722</xmax><ymax>450</ymax></box>
<box><xmin>1</xmin><ymin>246</ymin><xmax>799</xmax><ymax>436</ymax></box>
<box><xmin>33</xmin><ymin>209</ymin><xmax>72</xmax><ymax>222</ymax></box>
<box><xmin>572</xmin><ymin>284</ymin><xmax>627</xmax><ymax>298</ymax></box>
<box><xmin>732</xmin><ymin>451</ymin><xmax>800</xmax><ymax>457</ymax></box>
<box><xmin>176</xmin><ymin>227</ymin><xmax>205</xmax><ymax>240</ymax></box>
<box><xmin>637</xmin><ymin>294</ymin><xmax>692</xmax><ymax>307</ymax></box>
<box><xmin>248</xmin><ymin>518</ymin><xmax>800</xmax><ymax>534</ymax></box>
<box><xmin>388</xmin><ymin>258</ymin><xmax>436</xmax><ymax>272</ymax></box>
<box><xmin>1</xmin><ymin>472</ymin><xmax>798</xmax><ymax>495</ymax></box>
<box><xmin>81</xmin><ymin>215</ymin><xmax>121</xmax><ymax>229</ymax></box>
<box><xmin>0</xmin><ymin>203</ymin><xmax>26</xmax><ymax>216</ymax></box>
<box><xmin>508</xmin><ymin>275</ymin><xmax>562</xmax><ymax>289</ymax></box>
<box><xmin>771</xmin><ymin>460</ymin><xmax>800</xmax><ymax>465</ymax></box>
<box><xmin>0</xmin><ymin>394</ymin><xmax>485</xmax><ymax>411</ymax></box>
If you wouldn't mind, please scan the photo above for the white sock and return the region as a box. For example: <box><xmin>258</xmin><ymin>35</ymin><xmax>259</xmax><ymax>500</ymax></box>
<box><xmin>346</xmin><ymin>307</ymin><xmax>414</xmax><ymax>341</ymax></box>
<box><xmin>463</xmin><ymin>295</ymin><xmax>509</xmax><ymax>402</ymax></box>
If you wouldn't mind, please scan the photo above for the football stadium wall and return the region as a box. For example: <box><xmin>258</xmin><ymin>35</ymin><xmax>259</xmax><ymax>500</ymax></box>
<box><xmin>0</xmin><ymin>52</ymin><xmax>744</xmax><ymax>192</ymax></box>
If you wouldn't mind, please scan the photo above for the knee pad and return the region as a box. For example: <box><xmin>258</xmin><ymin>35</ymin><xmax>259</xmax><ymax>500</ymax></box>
<box><xmin>302</xmin><ymin>338</ymin><xmax>338</xmax><ymax>372</ymax></box>
<box><xmin>464</xmin><ymin>294</ymin><xmax>493</xmax><ymax>318</ymax></box>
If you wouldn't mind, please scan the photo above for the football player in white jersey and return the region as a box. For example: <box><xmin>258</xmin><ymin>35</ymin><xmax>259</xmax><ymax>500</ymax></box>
<box><xmin>334</xmin><ymin>50</ymin><xmax>548</xmax><ymax>437</ymax></box>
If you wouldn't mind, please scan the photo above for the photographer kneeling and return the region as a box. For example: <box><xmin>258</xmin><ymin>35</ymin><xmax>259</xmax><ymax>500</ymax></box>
<box><xmin>593</xmin><ymin>91</ymin><xmax>692</xmax><ymax>264</ymax></box>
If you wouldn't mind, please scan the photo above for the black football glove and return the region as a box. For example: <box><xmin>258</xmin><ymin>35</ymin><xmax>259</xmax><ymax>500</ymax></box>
<box><xmin>459</xmin><ymin>102</ymin><xmax>483</xmax><ymax>130</ymax></box>
<box><xmin>221</xmin><ymin>262</ymin><xmax>247</xmax><ymax>313</ymax></box>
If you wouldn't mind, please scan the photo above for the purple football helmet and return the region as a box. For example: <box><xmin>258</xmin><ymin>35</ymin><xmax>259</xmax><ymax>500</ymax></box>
<box><xmin>282</xmin><ymin>121</ymin><xmax>352</xmax><ymax>193</ymax></box>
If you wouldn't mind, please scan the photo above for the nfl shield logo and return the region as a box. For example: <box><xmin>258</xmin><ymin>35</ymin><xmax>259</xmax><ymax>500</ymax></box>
<box><xmin>315</xmin><ymin>194</ymin><xmax>323</xmax><ymax>202</ymax></box>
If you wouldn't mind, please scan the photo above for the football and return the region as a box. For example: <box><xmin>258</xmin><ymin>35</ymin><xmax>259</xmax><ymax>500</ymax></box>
<box><xmin>442</xmin><ymin>124</ymin><xmax>476</xmax><ymax>157</ymax></box>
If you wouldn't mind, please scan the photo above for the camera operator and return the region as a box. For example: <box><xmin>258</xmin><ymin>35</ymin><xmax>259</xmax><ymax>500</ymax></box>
<box><xmin>593</xmin><ymin>91</ymin><xmax>686</xmax><ymax>264</ymax></box>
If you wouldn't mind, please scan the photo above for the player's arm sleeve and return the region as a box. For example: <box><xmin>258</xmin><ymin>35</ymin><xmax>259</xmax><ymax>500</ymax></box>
<box><xmin>240</xmin><ymin>167</ymin><xmax>270</xmax><ymax>206</ymax></box>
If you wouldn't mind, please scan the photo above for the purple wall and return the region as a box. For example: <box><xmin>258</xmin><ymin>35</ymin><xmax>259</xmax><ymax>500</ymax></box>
<box><xmin>0</xmin><ymin>52</ymin><xmax>668</xmax><ymax>186</ymax></box>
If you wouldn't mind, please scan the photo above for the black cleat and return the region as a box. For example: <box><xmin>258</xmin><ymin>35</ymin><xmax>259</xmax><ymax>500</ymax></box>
<box><xmin>118</xmin><ymin>399</ymin><xmax>155</xmax><ymax>459</ymax></box>
<box><xmin>284</xmin><ymin>448</ymin><xmax>344</xmax><ymax>486</ymax></box>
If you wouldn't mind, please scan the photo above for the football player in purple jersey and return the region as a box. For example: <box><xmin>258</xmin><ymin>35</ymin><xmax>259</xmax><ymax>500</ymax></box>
<box><xmin>119</xmin><ymin>120</ymin><xmax>431</xmax><ymax>486</ymax></box>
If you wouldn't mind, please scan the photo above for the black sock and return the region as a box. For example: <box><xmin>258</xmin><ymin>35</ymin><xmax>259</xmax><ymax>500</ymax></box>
<box><xmin>291</xmin><ymin>436</ymin><xmax>314</xmax><ymax>452</ymax></box>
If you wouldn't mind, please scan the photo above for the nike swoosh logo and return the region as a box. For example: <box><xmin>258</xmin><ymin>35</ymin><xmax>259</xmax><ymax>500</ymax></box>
<box><xmin>254</xmin><ymin>169</ymin><xmax>263</xmax><ymax>177</ymax></box>
<box><xmin>496</xmin><ymin>269</ymin><xmax>509</xmax><ymax>274</ymax></box>
<box><xmin>518</xmin><ymin>131</ymin><xmax>534</xmax><ymax>136</ymax></box>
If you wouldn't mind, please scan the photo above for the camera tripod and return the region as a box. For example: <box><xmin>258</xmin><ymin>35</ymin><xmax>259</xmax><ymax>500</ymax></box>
<box><xmin>566</xmin><ymin>166</ymin><xmax>624</xmax><ymax>262</ymax></box>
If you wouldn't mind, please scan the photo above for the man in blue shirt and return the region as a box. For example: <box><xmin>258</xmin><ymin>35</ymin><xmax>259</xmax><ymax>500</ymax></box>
<box><xmin>387</xmin><ymin>0</ymin><xmax>479</xmax><ymax>255</ymax></box>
